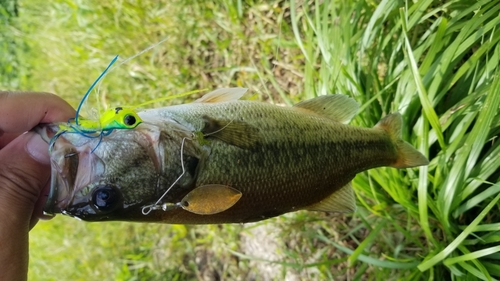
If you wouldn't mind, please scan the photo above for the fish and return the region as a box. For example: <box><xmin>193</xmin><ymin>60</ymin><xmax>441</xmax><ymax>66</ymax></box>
<box><xmin>39</xmin><ymin>88</ymin><xmax>429</xmax><ymax>224</ymax></box>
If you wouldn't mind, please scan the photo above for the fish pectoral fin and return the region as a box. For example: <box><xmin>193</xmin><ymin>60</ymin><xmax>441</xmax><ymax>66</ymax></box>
<box><xmin>201</xmin><ymin>116</ymin><xmax>260</xmax><ymax>149</ymax></box>
<box><xmin>180</xmin><ymin>184</ymin><xmax>242</xmax><ymax>215</ymax></box>
<box><xmin>303</xmin><ymin>182</ymin><xmax>356</xmax><ymax>213</ymax></box>
<box><xmin>194</xmin><ymin>88</ymin><xmax>248</xmax><ymax>103</ymax></box>
<box><xmin>293</xmin><ymin>94</ymin><xmax>359</xmax><ymax>124</ymax></box>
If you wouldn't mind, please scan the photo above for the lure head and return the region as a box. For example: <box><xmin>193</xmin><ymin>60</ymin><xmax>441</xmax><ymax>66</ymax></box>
<box><xmin>99</xmin><ymin>107</ymin><xmax>143</xmax><ymax>130</ymax></box>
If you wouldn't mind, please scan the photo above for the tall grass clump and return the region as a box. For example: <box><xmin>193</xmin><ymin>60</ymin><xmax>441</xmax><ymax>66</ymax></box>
<box><xmin>289</xmin><ymin>0</ymin><xmax>500</xmax><ymax>279</ymax></box>
<box><xmin>2</xmin><ymin>0</ymin><xmax>499</xmax><ymax>280</ymax></box>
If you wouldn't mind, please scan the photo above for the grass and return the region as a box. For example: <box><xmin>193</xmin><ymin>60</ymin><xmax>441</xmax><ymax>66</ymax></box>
<box><xmin>1</xmin><ymin>0</ymin><xmax>499</xmax><ymax>280</ymax></box>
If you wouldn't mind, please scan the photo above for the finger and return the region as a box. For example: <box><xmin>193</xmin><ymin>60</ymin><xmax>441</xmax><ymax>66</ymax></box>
<box><xmin>0</xmin><ymin>132</ymin><xmax>51</xmax><ymax>217</ymax></box>
<box><xmin>0</xmin><ymin>132</ymin><xmax>19</xmax><ymax>149</ymax></box>
<box><xmin>0</xmin><ymin>91</ymin><xmax>75</xmax><ymax>134</ymax></box>
<box><xmin>30</xmin><ymin>181</ymin><xmax>53</xmax><ymax>230</ymax></box>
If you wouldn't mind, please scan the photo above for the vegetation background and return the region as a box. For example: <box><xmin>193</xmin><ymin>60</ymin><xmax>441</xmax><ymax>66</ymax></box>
<box><xmin>1</xmin><ymin>0</ymin><xmax>499</xmax><ymax>280</ymax></box>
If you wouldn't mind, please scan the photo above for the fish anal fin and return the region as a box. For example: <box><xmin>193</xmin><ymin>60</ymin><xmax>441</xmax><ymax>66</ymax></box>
<box><xmin>181</xmin><ymin>184</ymin><xmax>242</xmax><ymax>215</ymax></box>
<box><xmin>304</xmin><ymin>182</ymin><xmax>356</xmax><ymax>213</ymax></box>
<box><xmin>293</xmin><ymin>94</ymin><xmax>359</xmax><ymax>124</ymax></box>
<box><xmin>201</xmin><ymin>116</ymin><xmax>260</xmax><ymax>149</ymax></box>
<box><xmin>375</xmin><ymin>113</ymin><xmax>429</xmax><ymax>168</ymax></box>
<box><xmin>194</xmin><ymin>88</ymin><xmax>248</xmax><ymax>103</ymax></box>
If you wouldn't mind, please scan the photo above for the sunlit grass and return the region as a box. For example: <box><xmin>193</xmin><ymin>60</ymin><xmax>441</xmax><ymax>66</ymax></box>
<box><xmin>2</xmin><ymin>0</ymin><xmax>499</xmax><ymax>280</ymax></box>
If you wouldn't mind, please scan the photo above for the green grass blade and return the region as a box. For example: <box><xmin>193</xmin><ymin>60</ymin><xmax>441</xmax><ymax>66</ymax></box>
<box><xmin>444</xmin><ymin>245</ymin><xmax>500</xmax><ymax>266</ymax></box>
<box><xmin>418</xmin><ymin>193</ymin><xmax>500</xmax><ymax>271</ymax></box>
<box><xmin>290</xmin><ymin>0</ymin><xmax>309</xmax><ymax>63</ymax></box>
<box><xmin>400</xmin><ymin>9</ymin><xmax>446</xmax><ymax>150</ymax></box>
<box><xmin>348</xmin><ymin>220</ymin><xmax>387</xmax><ymax>267</ymax></box>
<box><xmin>318</xmin><ymin>233</ymin><xmax>420</xmax><ymax>270</ymax></box>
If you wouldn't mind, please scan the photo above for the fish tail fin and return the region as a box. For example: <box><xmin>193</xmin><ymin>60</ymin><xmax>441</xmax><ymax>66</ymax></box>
<box><xmin>375</xmin><ymin>113</ymin><xmax>429</xmax><ymax>168</ymax></box>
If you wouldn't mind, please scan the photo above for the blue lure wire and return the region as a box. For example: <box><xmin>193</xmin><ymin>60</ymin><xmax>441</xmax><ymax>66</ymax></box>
<box><xmin>75</xmin><ymin>55</ymin><xmax>119</xmax><ymax>126</ymax></box>
<box><xmin>50</xmin><ymin>38</ymin><xmax>171</xmax><ymax>153</ymax></box>
<box><xmin>49</xmin><ymin>55</ymin><xmax>120</xmax><ymax>153</ymax></box>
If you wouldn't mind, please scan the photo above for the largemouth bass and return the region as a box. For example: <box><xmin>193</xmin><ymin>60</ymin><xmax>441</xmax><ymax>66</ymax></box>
<box><xmin>40</xmin><ymin>88</ymin><xmax>429</xmax><ymax>223</ymax></box>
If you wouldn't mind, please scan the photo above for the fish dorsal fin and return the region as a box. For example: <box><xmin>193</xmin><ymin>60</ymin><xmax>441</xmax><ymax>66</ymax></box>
<box><xmin>293</xmin><ymin>94</ymin><xmax>359</xmax><ymax>124</ymax></box>
<box><xmin>200</xmin><ymin>116</ymin><xmax>260</xmax><ymax>149</ymax></box>
<box><xmin>194</xmin><ymin>88</ymin><xmax>248</xmax><ymax>103</ymax></box>
<box><xmin>303</xmin><ymin>182</ymin><xmax>356</xmax><ymax>213</ymax></box>
<box><xmin>180</xmin><ymin>184</ymin><xmax>242</xmax><ymax>215</ymax></box>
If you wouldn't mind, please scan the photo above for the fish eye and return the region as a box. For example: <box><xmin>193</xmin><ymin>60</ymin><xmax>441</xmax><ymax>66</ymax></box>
<box><xmin>123</xmin><ymin>114</ymin><xmax>137</xmax><ymax>126</ymax></box>
<box><xmin>91</xmin><ymin>184</ymin><xmax>121</xmax><ymax>212</ymax></box>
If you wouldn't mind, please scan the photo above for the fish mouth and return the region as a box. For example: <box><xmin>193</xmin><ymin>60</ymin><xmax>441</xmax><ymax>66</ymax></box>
<box><xmin>37</xmin><ymin>124</ymin><xmax>105</xmax><ymax>216</ymax></box>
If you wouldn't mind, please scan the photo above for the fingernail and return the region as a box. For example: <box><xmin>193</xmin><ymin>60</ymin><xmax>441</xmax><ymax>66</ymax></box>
<box><xmin>25</xmin><ymin>132</ymin><xmax>50</xmax><ymax>165</ymax></box>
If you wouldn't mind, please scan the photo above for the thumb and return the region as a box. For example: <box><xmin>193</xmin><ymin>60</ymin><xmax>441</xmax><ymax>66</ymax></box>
<box><xmin>0</xmin><ymin>132</ymin><xmax>51</xmax><ymax>219</ymax></box>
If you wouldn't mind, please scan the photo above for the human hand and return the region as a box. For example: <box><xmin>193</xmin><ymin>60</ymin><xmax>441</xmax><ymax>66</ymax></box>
<box><xmin>0</xmin><ymin>91</ymin><xmax>74</xmax><ymax>281</ymax></box>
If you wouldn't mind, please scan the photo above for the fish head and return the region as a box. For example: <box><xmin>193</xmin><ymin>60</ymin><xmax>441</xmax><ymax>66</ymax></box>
<box><xmin>39</xmin><ymin>122</ymin><xmax>168</xmax><ymax>221</ymax></box>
